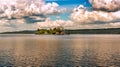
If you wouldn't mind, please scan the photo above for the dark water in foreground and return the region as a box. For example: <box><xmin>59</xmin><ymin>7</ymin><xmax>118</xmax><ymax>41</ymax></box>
<box><xmin>0</xmin><ymin>34</ymin><xmax>120</xmax><ymax>66</ymax></box>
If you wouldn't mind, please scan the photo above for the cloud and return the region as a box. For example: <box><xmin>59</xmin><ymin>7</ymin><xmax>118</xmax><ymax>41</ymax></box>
<box><xmin>89</xmin><ymin>0</ymin><xmax>120</xmax><ymax>11</ymax></box>
<box><xmin>0</xmin><ymin>0</ymin><xmax>67</xmax><ymax>32</ymax></box>
<box><xmin>0</xmin><ymin>18</ymin><xmax>74</xmax><ymax>32</ymax></box>
<box><xmin>0</xmin><ymin>19</ymin><xmax>8</xmax><ymax>25</ymax></box>
<box><xmin>109</xmin><ymin>22</ymin><xmax>120</xmax><ymax>27</ymax></box>
<box><xmin>36</xmin><ymin>18</ymin><xmax>74</xmax><ymax>28</ymax></box>
<box><xmin>0</xmin><ymin>0</ymin><xmax>68</xmax><ymax>32</ymax></box>
<box><xmin>0</xmin><ymin>0</ymin><xmax>66</xmax><ymax>20</ymax></box>
<box><xmin>70</xmin><ymin>4</ymin><xmax>120</xmax><ymax>29</ymax></box>
<box><xmin>0</xmin><ymin>19</ymin><xmax>37</xmax><ymax>32</ymax></box>
<box><xmin>70</xmin><ymin>5</ymin><xmax>120</xmax><ymax>24</ymax></box>
<box><xmin>1</xmin><ymin>0</ymin><xmax>120</xmax><ymax>33</ymax></box>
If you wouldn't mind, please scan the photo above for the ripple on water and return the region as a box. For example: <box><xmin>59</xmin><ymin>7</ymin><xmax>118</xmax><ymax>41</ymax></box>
<box><xmin>0</xmin><ymin>34</ymin><xmax>120</xmax><ymax>66</ymax></box>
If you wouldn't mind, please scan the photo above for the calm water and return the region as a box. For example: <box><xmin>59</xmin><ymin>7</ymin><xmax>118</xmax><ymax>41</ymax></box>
<box><xmin>0</xmin><ymin>34</ymin><xmax>120</xmax><ymax>66</ymax></box>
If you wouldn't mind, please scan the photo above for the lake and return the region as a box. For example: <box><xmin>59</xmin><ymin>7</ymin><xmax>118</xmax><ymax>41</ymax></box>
<box><xmin>0</xmin><ymin>34</ymin><xmax>120</xmax><ymax>66</ymax></box>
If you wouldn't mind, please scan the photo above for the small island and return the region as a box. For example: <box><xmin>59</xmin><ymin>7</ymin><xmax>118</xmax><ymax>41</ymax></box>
<box><xmin>36</xmin><ymin>26</ymin><xmax>65</xmax><ymax>35</ymax></box>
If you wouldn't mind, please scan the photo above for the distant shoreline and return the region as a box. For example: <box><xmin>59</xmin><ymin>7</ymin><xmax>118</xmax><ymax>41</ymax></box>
<box><xmin>0</xmin><ymin>28</ymin><xmax>120</xmax><ymax>34</ymax></box>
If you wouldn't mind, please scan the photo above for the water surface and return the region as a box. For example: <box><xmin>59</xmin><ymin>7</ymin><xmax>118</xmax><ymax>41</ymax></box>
<box><xmin>0</xmin><ymin>34</ymin><xmax>120</xmax><ymax>66</ymax></box>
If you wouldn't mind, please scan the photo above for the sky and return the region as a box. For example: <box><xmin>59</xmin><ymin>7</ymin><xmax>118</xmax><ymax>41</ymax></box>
<box><xmin>46</xmin><ymin>0</ymin><xmax>91</xmax><ymax>6</ymax></box>
<box><xmin>0</xmin><ymin>0</ymin><xmax>120</xmax><ymax>32</ymax></box>
<box><xmin>47</xmin><ymin>0</ymin><xmax>91</xmax><ymax>21</ymax></box>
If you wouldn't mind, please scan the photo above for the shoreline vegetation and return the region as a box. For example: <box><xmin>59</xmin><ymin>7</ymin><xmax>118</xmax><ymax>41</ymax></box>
<box><xmin>0</xmin><ymin>27</ymin><xmax>120</xmax><ymax>34</ymax></box>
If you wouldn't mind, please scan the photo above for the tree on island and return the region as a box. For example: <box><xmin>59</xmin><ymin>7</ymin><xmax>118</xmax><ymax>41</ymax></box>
<box><xmin>36</xmin><ymin>26</ymin><xmax>64</xmax><ymax>35</ymax></box>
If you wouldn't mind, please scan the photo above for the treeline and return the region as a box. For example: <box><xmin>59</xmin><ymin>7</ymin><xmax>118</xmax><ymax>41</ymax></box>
<box><xmin>1</xmin><ymin>28</ymin><xmax>120</xmax><ymax>34</ymax></box>
<box><xmin>65</xmin><ymin>28</ymin><xmax>120</xmax><ymax>34</ymax></box>
<box><xmin>0</xmin><ymin>30</ymin><xmax>35</xmax><ymax>34</ymax></box>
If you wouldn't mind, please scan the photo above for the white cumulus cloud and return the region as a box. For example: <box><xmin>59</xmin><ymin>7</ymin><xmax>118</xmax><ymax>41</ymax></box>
<box><xmin>0</xmin><ymin>0</ymin><xmax>65</xmax><ymax>19</ymax></box>
<box><xmin>70</xmin><ymin>5</ymin><xmax>120</xmax><ymax>24</ymax></box>
<box><xmin>36</xmin><ymin>18</ymin><xmax>74</xmax><ymax>28</ymax></box>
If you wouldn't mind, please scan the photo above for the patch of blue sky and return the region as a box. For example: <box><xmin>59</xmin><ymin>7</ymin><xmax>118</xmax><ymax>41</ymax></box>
<box><xmin>46</xmin><ymin>0</ymin><xmax>91</xmax><ymax>6</ymax></box>
<box><xmin>46</xmin><ymin>0</ymin><xmax>91</xmax><ymax>20</ymax></box>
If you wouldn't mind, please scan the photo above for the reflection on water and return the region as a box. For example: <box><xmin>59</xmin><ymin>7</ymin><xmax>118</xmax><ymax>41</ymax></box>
<box><xmin>0</xmin><ymin>34</ymin><xmax>120</xmax><ymax>66</ymax></box>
